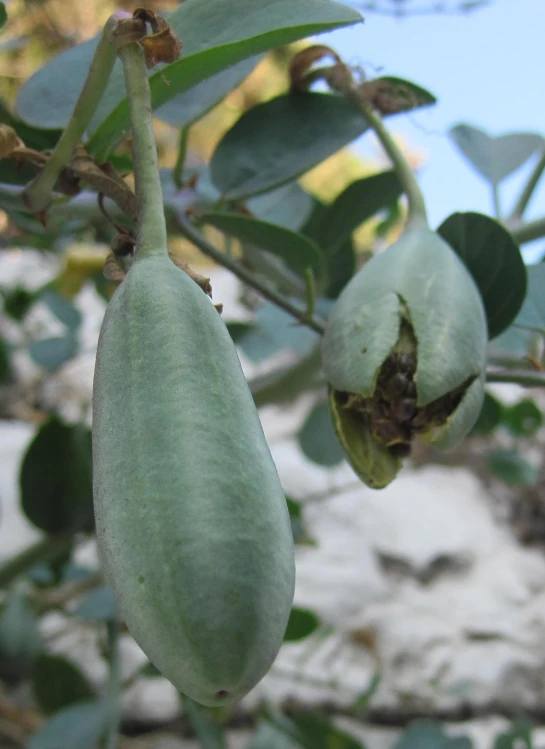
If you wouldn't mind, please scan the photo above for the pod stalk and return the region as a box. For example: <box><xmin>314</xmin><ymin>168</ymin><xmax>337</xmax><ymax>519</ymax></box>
<box><xmin>118</xmin><ymin>42</ymin><xmax>168</xmax><ymax>260</ymax></box>
<box><xmin>350</xmin><ymin>90</ymin><xmax>428</xmax><ymax>224</ymax></box>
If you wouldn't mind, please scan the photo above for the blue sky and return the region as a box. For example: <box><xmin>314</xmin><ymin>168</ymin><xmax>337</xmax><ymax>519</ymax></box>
<box><xmin>320</xmin><ymin>0</ymin><xmax>545</xmax><ymax>261</ymax></box>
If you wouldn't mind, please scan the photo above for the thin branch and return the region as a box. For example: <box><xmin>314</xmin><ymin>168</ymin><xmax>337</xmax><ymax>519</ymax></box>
<box><xmin>486</xmin><ymin>369</ymin><xmax>545</xmax><ymax>388</ymax></box>
<box><xmin>33</xmin><ymin>570</ymin><xmax>103</xmax><ymax>615</ymax></box>
<box><xmin>492</xmin><ymin>183</ymin><xmax>501</xmax><ymax>220</ymax></box>
<box><xmin>509</xmin><ymin>149</ymin><xmax>545</xmax><ymax>220</ymax></box>
<box><xmin>22</xmin><ymin>12</ymin><xmax>131</xmax><ymax>213</ymax></box>
<box><xmin>173</xmin><ymin>125</ymin><xmax>190</xmax><ymax>190</ymax></box>
<box><xmin>105</xmin><ymin>620</ymin><xmax>122</xmax><ymax>749</ymax></box>
<box><xmin>347</xmin><ymin>90</ymin><xmax>428</xmax><ymax>223</ymax></box>
<box><xmin>0</xmin><ymin>535</ymin><xmax>74</xmax><ymax>589</ymax></box>
<box><xmin>176</xmin><ymin>214</ymin><xmax>326</xmax><ymax>335</ymax></box>
<box><xmin>118</xmin><ymin>42</ymin><xmax>168</xmax><ymax>260</ymax></box>
<box><xmin>508</xmin><ymin>215</ymin><xmax>545</xmax><ymax>245</ymax></box>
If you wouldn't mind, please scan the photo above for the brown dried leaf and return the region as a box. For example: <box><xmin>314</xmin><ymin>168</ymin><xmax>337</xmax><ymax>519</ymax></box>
<box><xmin>289</xmin><ymin>45</ymin><xmax>341</xmax><ymax>91</ymax></box>
<box><xmin>66</xmin><ymin>144</ymin><xmax>137</xmax><ymax>219</ymax></box>
<box><xmin>359</xmin><ymin>77</ymin><xmax>429</xmax><ymax>115</ymax></box>
<box><xmin>110</xmin><ymin>16</ymin><xmax>147</xmax><ymax>48</ymax></box>
<box><xmin>133</xmin><ymin>9</ymin><xmax>182</xmax><ymax>68</ymax></box>
<box><xmin>0</xmin><ymin>125</ymin><xmax>22</xmax><ymax>158</ymax></box>
<box><xmin>103</xmin><ymin>253</ymin><xmax>127</xmax><ymax>283</ymax></box>
<box><xmin>168</xmin><ymin>252</ymin><xmax>212</xmax><ymax>297</ymax></box>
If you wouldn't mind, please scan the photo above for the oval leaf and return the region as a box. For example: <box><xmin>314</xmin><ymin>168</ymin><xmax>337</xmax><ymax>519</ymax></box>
<box><xmin>28</xmin><ymin>699</ymin><xmax>111</xmax><ymax>749</ymax></box>
<box><xmin>312</xmin><ymin>169</ymin><xmax>403</xmax><ymax>251</ymax></box>
<box><xmin>32</xmin><ymin>654</ymin><xmax>95</xmax><ymax>715</ymax></box>
<box><xmin>487</xmin><ymin>449</ymin><xmax>538</xmax><ymax>485</ymax></box>
<box><xmin>29</xmin><ymin>335</ymin><xmax>78</xmax><ymax>372</ymax></box>
<box><xmin>20</xmin><ymin>419</ymin><xmax>94</xmax><ymax>534</ymax></box>
<box><xmin>211</xmin><ymin>93</ymin><xmax>367</xmax><ymax>200</ymax></box>
<box><xmin>395</xmin><ymin>720</ymin><xmax>473</xmax><ymax>749</ymax></box>
<box><xmin>17</xmin><ymin>0</ymin><xmax>361</xmax><ymax>149</ymax></box>
<box><xmin>201</xmin><ymin>212</ymin><xmax>321</xmax><ymax>271</ymax></box>
<box><xmin>437</xmin><ymin>211</ymin><xmax>527</xmax><ymax>339</ymax></box>
<box><xmin>284</xmin><ymin>607</ymin><xmax>320</xmax><ymax>642</ymax></box>
<box><xmin>471</xmin><ymin>391</ymin><xmax>504</xmax><ymax>435</ymax></box>
<box><xmin>76</xmin><ymin>586</ymin><xmax>119</xmax><ymax>622</ymax></box>
<box><xmin>298</xmin><ymin>401</ymin><xmax>345</xmax><ymax>467</ymax></box>
<box><xmin>156</xmin><ymin>56</ymin><xmax>262</xmax><ymax>127</ymax></box>
<box><xmin>504</xmin><ymin>399</ymin><xmax>543</xmax><ymax>437</ymax></box>
<box><xmin>450</xmin><ymin>124</ymin><xmax>544</xmax><ymax>185</ymax></box>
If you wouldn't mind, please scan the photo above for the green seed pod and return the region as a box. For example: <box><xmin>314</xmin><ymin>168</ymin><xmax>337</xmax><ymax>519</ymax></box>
<box><xmin>322</xmin><ymin>217</ymin><xmax>488</xmax><ymax>488</ymax></box>
<box><xmin>93</xmin><ymin>255</ymin><xmax>295</xmax><ymax>707</ymax></box>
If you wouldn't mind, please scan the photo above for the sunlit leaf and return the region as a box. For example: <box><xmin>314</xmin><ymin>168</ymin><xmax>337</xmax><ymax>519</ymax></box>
<box><xmin>449</xmin><ymin>124</ymin><xmax>544</xmax><ymax>185</ymax></box>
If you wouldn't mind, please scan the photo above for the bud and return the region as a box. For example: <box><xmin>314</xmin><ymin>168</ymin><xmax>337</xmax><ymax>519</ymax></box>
<box><xmin>322</xmin><ymin>217</ymin><xmax>488</xmax><ymax>489</ymax></box>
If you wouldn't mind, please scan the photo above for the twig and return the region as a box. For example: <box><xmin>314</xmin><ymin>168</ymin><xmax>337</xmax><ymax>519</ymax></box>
<box><xmin>177</xmin><ymin>213</ymin><xmax>326</xmax><ymax>335</ymax></box>
<box><xmin>105</xmin><ymin>620</ymin><xmax>122</xmax><ymax>749</ymax></box>
<box><xmin>173</xmin><ymin>125</ymin><xmax>190</xmax><ymax>189</ymax></box>
<box><xmin>22</xmin><ymin>12</ymin><xmax>131</xmax><ymax>213</ymax></box>
<box><xmin>509</xmin><ymin>149</ymin><xmax>545</xmax><ymax>220</ymax></box>
<box><xmin>492</xmin><ymin>183</ymin><xmax>501</xmax><ymax>220</ymax></box>
<box><xmin>508</xmin><ymin>214</ymin><xmax>545</xmax><ymax>245</ymax></box>
<box><xmin>0</xmin><ymin>535</ymin><xmax>74</xmax><ymax>589</ymax></box>
<box><xmin>347</xmin><ymin>87</ymin><xmax>428</xmax><ymax>223</ymax></box>
<box><xmin>33</xmin><ymin>570</ymin><xmax>103</xmax><ymax>615</ymax></box>
<box><xmin>486</xmin><ymin>369</ymin><xmax>545</xmax><ymax>388</ymax></box>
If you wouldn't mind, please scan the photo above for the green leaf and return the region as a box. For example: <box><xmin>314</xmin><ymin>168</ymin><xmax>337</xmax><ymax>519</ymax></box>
<box><xmin>437</xmin><ymin>211</ymin><xmax>527</xmax><ymax>339</ymax></box>
<box><xmin>449</xmin><ymin>124</ymin><xmax>544</xmax><ymax>185</ymax></box>
<box><xmin>250</xmin><ymin>346</ymin><xmax>323</xmax><ymax>409</ymax></box>
<box><xmin>32</xmin><ymin>654</ymin><xmax>95</xmax><ymax>715</ymax></box>
<box><xmin>234</xmin><ymin>303</ymin><xmax>319</xmax><ymax>363</ymax></box>
<box><xmin>0</xmin><ymin>338</ymin><xmax>11</xmax><ymax>384</ymax></box>
<box><xmin>76</xmin><ymin>586</ymin><xmax>119</xmax><ymax>622</ymax></box>
<box><xmin>88</xmin><ymin>0</ymin><xmax>362</xmax><ymax>157</ymax></box>
<box><xmin>301</xmin><ymin>198</ymin><xmax>356</xmax><ymax>298</ymax></box>
<box><xmin>504</xmin><ymin>399</ymin><xmax>543</xmax><ymax>437</ymax></box>
<box><xmin>201</xmin><ymin>213</ymin><xmax>322</xmax><ymax>272</ymax></box>
<box><xmin>39</xmin><ymin>288</ymin><xmax>82</xmax><ymax>331</ymax></box>
<box><xmin>285</xmin><ymin>496</ymin><xmax>310</xmax><ymax>545</ymax></box>
<box><xmin>471</xmin><ymin>391</ymin><xmax>504</xmax><ymax>435</ymax></box>
<box><xmin>2</xmin><ymin>286</ymin><xmax>35</xmax><ymax>320</ymax></box>
<box><xmin>284</xmin><ymin>607</ymin><xmax>320</xmax><ymax>642</ymax></box>
<box><xmin>0</xmin><ymin>594</ymin><xmax>41</xmax><ymax>665</ymax></box>
<box><xmin>248</xmin><ymin>182</ymin><xmax>314</xmax><ymax>232</ymax></box>
<box><xmin>211</xmin><ymin>87</ymin><xmax>434</xmax><ymax>200</ymax></box>
<box><xmin>28</xmin><ymin>699</ymin><xmax>111</xmax><ymax>749</ymax></box>
<box><xmin>181</xmin><ymin>694</ymin><xmax>226</xmax><ymax>749</ymax></box>
<box><xmin>211</xmin><ymin>93</ymin><xmax>367</xmax><ymax>200</ymax></box>
<box><xmin>156</xmin><ymin>56</ymin><xmax>262</xmax><ymax>127</ymax></box>
<box><xmin>20</xmin><ymin>418</ymin><xmax>94</xmax><ymax>534</ymax></box>
<box><xmin>312</xmin><ymin>169</ymin><xmax>404</xmax><ymax>251</ymax></box>
<box><xmin>248</xmin><ymin>722</ymin><xmax>297</xmax><ymax>749</ymax></box>
<box><xmin>513</xmin><ymin>264</ymin><xmax>545</xmax><ymax>334</ymax></box>
<box><xmin>395</xmin><ymin>721</ymin><xmax>473</xmax><ymax>749</ymax></box>
<box><xmin>266</xmin><ymin>711</ymin><xmax>365</xmax><ymax>749</ymax></box>
<box><xmin>29</xmin><ymin>335</ymin><xmax>78</xmax><ymax>372</ymax></box>
<box><xmin>0</xmin><ymin>99</ymin><xmax>60</xmax><ymax>152</ymax></box>
<box><xmin>298</xmin><ymin>402</ymin><xmax>345</xmax><ymax>467</ymax></box>
<box><xmin>0</xmin><ymin>4</ymin><xmax>6</xmax><ymax>29</ymax></box>
<box><xmin>493</xmin><ymin>720</ymin><xmax>533</xmax><ymax>749</ymax></box>
<box><xmin>352</xmin><ymin>672</ymin><xmax>381</xmax><ymax>712</ymax></box>
<box><xmin>487</xmin><ymin>449</ymin><xmax>539</xmax><ymax>485</ymax></box>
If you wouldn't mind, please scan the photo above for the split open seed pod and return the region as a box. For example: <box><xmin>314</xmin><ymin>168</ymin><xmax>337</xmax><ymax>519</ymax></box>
<box><xmin>322</xmin><ymin>216</ymin><xmax>488</xmax><ymax>489</ymax></box>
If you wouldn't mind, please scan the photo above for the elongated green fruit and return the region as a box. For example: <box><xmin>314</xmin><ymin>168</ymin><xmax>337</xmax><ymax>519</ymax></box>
<box><xmin>92</xmin><ymin>255</ymin><xmax>295</xmax><ymax>707</ymax></box>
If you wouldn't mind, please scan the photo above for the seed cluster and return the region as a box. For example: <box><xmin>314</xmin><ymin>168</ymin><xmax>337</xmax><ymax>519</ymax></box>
<box><xmin>337</xmin><ymin>352</ymin><xmax>468</xmax><ymax>458</ymax></box>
